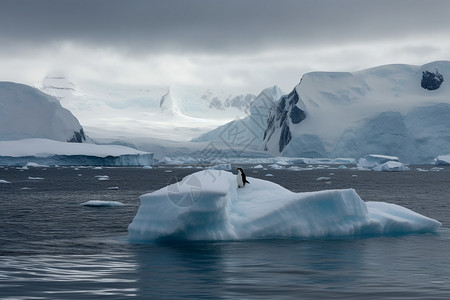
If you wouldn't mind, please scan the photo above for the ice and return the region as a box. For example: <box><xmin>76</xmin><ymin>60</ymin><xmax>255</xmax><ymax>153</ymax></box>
<box><xmin>25</xmin><ymin>162</ymin><xmax>49</xmax><ymax>168</ymax></box>
<box><xmin>372</xmin><ymin>161</ymin><xmax>410</xmax><ymax>172</ymax></box>
<box><xmin>0</xmin><ymin>179</ymin><xmax>11</xmax><ymax>184</ymax></box>
<box><xmin>0</xmin><ymin>138</ymin><xmax>154</xmax><ymax>166</ymax></box>
<box><xmin>0</xmin><ymin>82</ymin><xmax>88</xmax><ymax>143</ymax></box>
<box><xmin>435</xmin><ymin>154</ymin><xmax>450</xmax><ymax>165</ymax></box>
<box><xmin>81</xmin><ymin>200</ymin><xmax>124</xmax><ymax>207</ymax></box>
<box><xmin>128</xmin><ymin>170</ymin><xmax>441</xmax><ymax>241</ymax></box>
<box><xmin>357</xmin><ymin>154</ymin><xmax>399</xmax><ymax>169</ymax></box>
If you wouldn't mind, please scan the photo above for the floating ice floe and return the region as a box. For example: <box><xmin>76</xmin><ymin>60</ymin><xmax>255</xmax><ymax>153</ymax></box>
<box><xmin>0</xmin><ymin>179</ymin><xmax>11</xmax><ymax>184</ymax></box>
<box><xmin>435</xmin><ymin>154</ymin><xmax>450</xmax><ymax>166</ymax></box>
<box><xmin>95</xmin><ymin>175</ymin><xmax>109</xmax><ymax>181</ymax></box>
<box><xmin>128</xmin><ymin>170</ymin><xmax>441</xmax><ymax>242</ymax></box>
<box><xmin>28</xmin><ymin>177</ymin><xmax>44</xmax><ymax>180</ymax></box>
<box><xmin>372</xmin><ymin>161</ymin><xmax>410</xmax><ymax>172</ymax></box>
<box><xmin>81</xmin><ymin>200</ymin><xmax>124</xmax><ymax>207</ymax></box>
<box><xmin>357</xmin><ymin>154</ymin><xmax>399</xmax><ymax>169</ymax></box>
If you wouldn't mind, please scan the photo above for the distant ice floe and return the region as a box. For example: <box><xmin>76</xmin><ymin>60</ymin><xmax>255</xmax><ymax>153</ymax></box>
<box><xmin>159</xmin><ymin>156</ymin><xmax>356</xmax><ymax>166</ymax></box>
<box><xmin>357</xmin><ymin>154</ymin><xmax>410</xmax><ymax>172</ymax></box>
<box><xmin>81</xmin><ymin>200</ymin><xmax>124</xmax><ymax>207</ymax></box>
<box><xmin>435</xmin><ymin>154</ymin><xmax>450</xmax><ymax>166</ymax></box>
<box><xmin>128</xmin><ymin>170</ymin><xmax>440</xmax><ymax>242</ymax></box>
<box><xmin>372</xmin><ymin>161</ymin><xmax>410</xmax><ymax>172</ymax></box>
<box><xmin>0</xmin><ymin>179</ymin><xmax>11</xmax><ymax>184</ymax></box>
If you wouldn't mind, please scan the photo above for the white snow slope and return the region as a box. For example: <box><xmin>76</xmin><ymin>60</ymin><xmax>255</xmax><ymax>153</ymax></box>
<box><xmin>0</xmin><ymin>81</ymin><xmax>88</xmax><ymax>142</ymax></box>
<box><xmin>128</xmin><ymin>170</ymin><xmax>440</xmax><ymax>241</ymax></box>
<box><xmin>192</xmin><ymin>86</ymin><xmax>283</xmax><ymax>149</ymax></box>
<box><xmin>38</xmin><ymin>76</ymin><xmax>255</xmax><ymax>142</ymax></box>
<box><xmin>260</xmin><ymin>61</ymin><xmax>450</xmax><ymax>163</ymax></box>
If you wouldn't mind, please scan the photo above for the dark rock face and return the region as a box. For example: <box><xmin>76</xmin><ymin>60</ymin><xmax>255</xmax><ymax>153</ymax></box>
<box><xmin>68</xmin><ymin>128</ymin><xmax>87</xmax><ymax>143</ymax></box>
<box><xmin>290</xmin><ymin>105</ymin><xmax>307</xmax><ymax>124</ymax></box>
<box><xmin>421</xmin><ymin>70</ymin><xmax>444</xmax><ymax>90</ymax></box>
<box><xmin>279</xmin><ymin>124</ymin><xmax>292</xmax><ymax>152</ymax></box>
<box><xmin>263</xmin><ymin>88</ymin><xmax>306</xmax><ymax>153</ymax></box>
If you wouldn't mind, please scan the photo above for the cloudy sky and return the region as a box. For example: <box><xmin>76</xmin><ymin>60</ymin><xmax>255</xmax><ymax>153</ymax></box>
<box><xmin>1</xmin><ymin>0</ymin><xmax>450</xmax><ymax>94</ymax></box>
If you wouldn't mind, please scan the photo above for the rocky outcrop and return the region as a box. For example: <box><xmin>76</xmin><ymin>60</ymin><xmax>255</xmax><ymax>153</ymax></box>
<box><xmin>421</xmin><ymin>70</ymin><xmax>444</xmax><ymax>90</ymax></box>
<box><xmin>263</xmin><ymin>88</ymin><xmax>307</xmax><ymax>152</ymax></box>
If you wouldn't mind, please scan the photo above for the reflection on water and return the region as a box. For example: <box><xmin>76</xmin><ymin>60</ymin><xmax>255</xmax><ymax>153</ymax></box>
<box><xmin>0</xmin><ymin>255</ymin><xmax>139</xmax><ymax>298</ymax></box>
<box><xmin>2</xmin><ymin>233</ymin><xmax>450</xmax><ymax>299</ymax></box>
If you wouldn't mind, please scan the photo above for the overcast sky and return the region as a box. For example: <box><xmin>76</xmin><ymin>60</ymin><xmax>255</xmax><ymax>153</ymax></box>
<box><xmin>1</xmin><ymin>0</ymin><xmax>450</xmax><ymax>94</ymax></box>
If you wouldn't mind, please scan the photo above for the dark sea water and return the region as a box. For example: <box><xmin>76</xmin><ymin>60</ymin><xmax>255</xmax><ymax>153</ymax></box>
<box><xmin>1</xmin><ymin>165</ymin><xmax>450</xmax><ymax>299</ymax></box>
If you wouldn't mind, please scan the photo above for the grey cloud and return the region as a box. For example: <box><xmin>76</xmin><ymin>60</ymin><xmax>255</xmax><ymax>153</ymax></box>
<box><xmin>2</xmin><ymin>0</ymin><xmax>450</xmax><ymax>56</ymax></box>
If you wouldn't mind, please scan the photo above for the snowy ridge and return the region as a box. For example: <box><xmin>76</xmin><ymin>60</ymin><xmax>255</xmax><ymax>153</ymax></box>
<box><xmin>192</xmin><ymin>86</ymin><xmax>283</xmax><ymax>148</ymax></box>
<box><xmin>128</xmin><ymin>170</ymin><xmax>440</xmax><ymax>241</ymax></box>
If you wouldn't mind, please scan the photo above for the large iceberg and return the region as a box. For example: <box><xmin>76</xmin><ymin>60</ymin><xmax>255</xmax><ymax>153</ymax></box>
<box><xmin>0</xmin><ymin>138</ymin><xmax>154</xmax><ymax>166</ymax></box>
<box><xmin>435</xmin><ymin>154</ymin><xmax>450</xmax><ymax>165</ymax></box>
<box><xmin>128</xmin><ymin>170</ymin><xmax>440</xmax><ymax>241</ymax></box>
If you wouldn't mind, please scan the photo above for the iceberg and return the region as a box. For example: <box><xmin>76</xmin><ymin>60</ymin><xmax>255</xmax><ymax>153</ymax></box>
<box><xmin>357</xmin><ymin>154</ymin><xmax>399</xmax><ymax>169</ymax></box>
<box><xmin>128</xmin><ymin>170</ymin><xmax>440</xmax><ymax>241</ymax></box>
<box><xmin>435</xmin><ymin>155</ymin><xmax>450</xmax><ymax>165</ymax></box>
<box><xmin>372</xmin><ymin>161</ymin><xmax>410</xmax><ymax>172</ymax></box>
<box><xmin>0</xmin><ymin>138</ymin><xmax>154</xmax><ymax>166</ymax></box>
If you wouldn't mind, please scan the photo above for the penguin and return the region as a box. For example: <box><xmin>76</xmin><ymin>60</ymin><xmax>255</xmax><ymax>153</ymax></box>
<box><xmin>236</xmin><ymin>168</ymin><xmax>250</xmax><ymax>188</ymax></box>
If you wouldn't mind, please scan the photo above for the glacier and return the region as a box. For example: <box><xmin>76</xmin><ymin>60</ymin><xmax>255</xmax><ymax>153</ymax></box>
<box><xmin>259</xmin><ymin>61</ymin><xmax>450</xmax><ymax>163</ymax></box>
<box><xmin>192</xmin><ymin>86</ymin><xmax>283</xmax><ymax>149</ymax></box>
<box><xmin>128</xmin><ymin>170</ymin><xmax>441</xmax><ymax>242</ymax></box>
<box><xmin>0</xmin><ymin>138</ymin><xmax>154</xmax><ymax>166</ymax></box>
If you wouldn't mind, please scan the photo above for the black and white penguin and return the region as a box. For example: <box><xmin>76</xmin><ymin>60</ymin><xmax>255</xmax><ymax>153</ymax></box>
<box><xmin>236</xmin><ymin>168</ymin><xmax>250</xmax><ymax>188</ymax></box>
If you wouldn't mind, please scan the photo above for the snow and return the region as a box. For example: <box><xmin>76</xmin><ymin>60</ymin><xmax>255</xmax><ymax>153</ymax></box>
<box><xmin>128</xmin><ymin>170</ymin><xmax>441</xmax><ymax>241</ymax></box>
<box><xmin>259</xmin><ymin>61</ymin><xmax>450</xmax><ymax>163</ymax></box>
<box><xmin>81</xmin><ymin>200</ymin><xmax>124</xmax><ymax>207</ymax></box>
<box><xmin>191</xmin><ymin>86</ymin><xmax>283</xmax><ymax>148</ymax></box>
<box><xmin>38</xmin><ymin>76</ymin><xmax>256</xmax><ymax>142</ymax></box>
<box><xmin>0</xmin><ymin>138</ymin><xmax>154</xmax><ymax>166</ymax></box>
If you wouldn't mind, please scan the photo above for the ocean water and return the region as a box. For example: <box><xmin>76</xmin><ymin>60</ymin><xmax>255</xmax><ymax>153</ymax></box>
<box><xmin>1</xmin><ymin>165</ymin><xmax>450</xmax><ymax>299</ymax></box>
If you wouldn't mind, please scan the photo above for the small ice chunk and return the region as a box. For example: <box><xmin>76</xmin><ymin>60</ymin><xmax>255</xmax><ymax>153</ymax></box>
<box><xmin>81</xmin><ymin>200</ymin><xmax>124</xmax><ymax>207</ymax></box>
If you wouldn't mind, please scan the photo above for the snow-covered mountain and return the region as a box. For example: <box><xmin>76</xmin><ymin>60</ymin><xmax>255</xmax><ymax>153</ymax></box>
<box><xmin>37</xmin><ymin>75</ymin><xmax>256</xmax><ymax>142</ymax></box>
<box><xmin>192</xmin><ymin>86</ymin><xmax>283</xmax><ymax>151</ymax></box>
<box><xmin>260</xmin><ymin>61</ymin><xmax>450</xmax><ymax>163</ymax></box>
<box><xmin>0</xmin><ymin>81</ymin><xmax>88</xmax><ymax>143</ymax></box>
